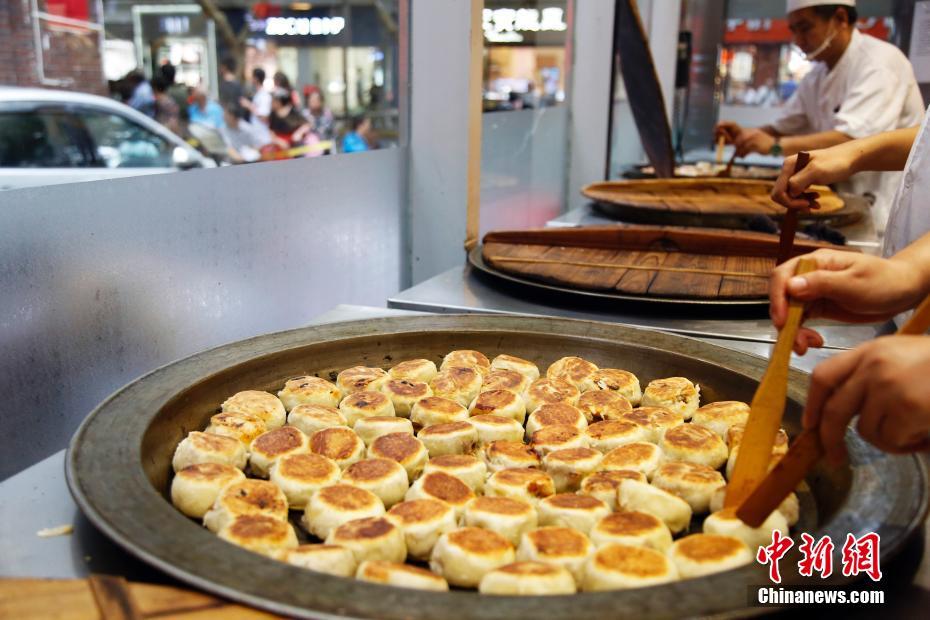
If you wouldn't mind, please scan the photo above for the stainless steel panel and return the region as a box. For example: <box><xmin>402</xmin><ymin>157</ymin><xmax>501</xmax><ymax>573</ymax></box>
<box><xmin>0</xmin><ymin>149</ymin><xmax>405</xmax><ymax>479</ymax></box>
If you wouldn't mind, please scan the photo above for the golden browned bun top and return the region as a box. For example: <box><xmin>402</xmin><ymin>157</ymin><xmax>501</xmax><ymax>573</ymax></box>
<box><xmin>189</xmin><ymin>431</ymin><xmax>241</xmax><ymax>453</ymax></box>
<box><xmin>525</xmin><ymin>527</ymin><xmax>589</xmax><ymax>556</ymax></box>
<box><xmin>290</xmin><ymin>403</ymin><xmax>343</xmax><ymax>418</ymax></box>
<box><xmin>497</xmin><ymin>561</ymin><xmax>563</xmax><ymax>576</ymax></box>
<box><xmin>644</xmin><ymin>377</ymin><xmax>697</xmax><ymax>400</ymax></box>
<box><xmin>582</xmin><ymin>470</ymin><xmax>647</xmax><ymax>491</ymax></box>
<box><xmin>531</xmin><ymin>424</ymin><xmax>581</xmax><ymax>446</ymax></box>
<box><xmin>543</xmin><ymin>493</ymin><xmax>605</xmax><ymax>510</ymax></box>
<box><xmin>331</xmin><ymin>516</ymin><xmax>396</xmax><ymax>541</ymax></box>
<box><xmin>655</xmin><ymin>461</ymin><xmax>723</xmax><ymax>485</ymax></box>
<box><xmin>421</xmin><ymin>471</ymin><xmax>475</xmax><ymax>504</ymax></box>
<box><xmin>728</xmin><ymin>425</ymin><xmax>789</xmax><ymax>453</ymax></box>
<box><xmin>471</xmin><ymin>390</ymin><xmax>519</xmax><ymax>413</ymax></box>
<box><xmin>469</xmin><ymin>496</ymin><xmax>533</xmax><ymax>515</ymax></box>
<box><xmin>545</xmin><ymin>447</ymin><xmax>601</xmax><ymax>464</ymax></box>
<box><xmin>620</xmin><ymin>407</ymin><xmax>683</xmax><ymax>429</ymax></box>
<box><xmin>469</xmin><ymin>414</ymin><xmax>520</xmax><ymax>427</ymax></box>
<box><xmin>526</xmin><ymin>378</ymin><xmax>580</xmax><ymax>404</ymax></box>
<box><xmin>343</xmin><ymin>458</ymin><xmax>402</xmax><ymax>482</ymax></box>
<box><xmin>416</xmin><ymin>396</ymin><xmax>467</xmax><ymax>415</ymax></box>
<box><xmin>357</xmin><ymin>415</ymin><xmax>406</xmax><ymax>425</ymax></box>
<box><xmin>342</xmin><ymin>390</ymin><xmax>390</xmax><ymax>411</ymax></box>
<box><xmin>594</xmin><ymin>544</ymin><xmax>668</xmax><ymax>577</ymax></box>
<box><xmin>291</xmin><ymin>544</ymin><xmax>345</xmax><ymax>554</ymax></box>
<box><xmin>387</xmin><ymin>498</ymin><xmax>451</xmax><ymax>523</ymax></box>
<box><xmin>601</xmin><ymin>442</ymin><xmax>658</xmax><ymax>467</ymax></box>
<box><xmin>220</xmin><ymin>480</ymin><xmax>286</xmax><ymax>514</ymax></box>
<box><xmin>547</xmin><ymin>357</ymin><xmax>599</xmax><ymax>384</ymax></box>
<box><xmin>487</xmin><ymin>441</ymin><xmax>539</xmax><ymax>462</ymax></box>
<box><xmin>696</xmin><ymin>400</ymin><xmax>750</xmax><ymax>418</ymax></box>
<box><xmin>360</xmin><ymin>560</ymin><xmax>442</xmax><ymax>581</ymax></box>
<box><xmin>210</xmin><ymin>411</ymin><xmax>265</xmax><ymax>429</ymax></box>
<box><xmin>586</xmin><ymin>420</ymin><xmax>641</xmax><ymax>440</ymax></box>
<box><xmin>531</xmin><ymin>403</ymin><xmax>585</xmax><ymax>427</ymax></box>
<box><xmin>223</xmin><ymin>390</ymin><xmax>283</xmax><ymax>414</ymax></box>
<box><xmin>481</xmin><ymin>369</ymin><xmax>527</xmax><ymax>393</ymax></box>
<box><xmin>429</xmin><ymin>454</ymin><xmax>480</xmax><ymax>468</ymax></box>
<box><xmin>577</xmin><ymin>391</ymin><xmax>633</xmax><ymax>420</ymax></box>
<box><xmin>419</xmin><ymin>421</ymin><xmax>474</xmax><ymax>437</ymax></box>
<box><xmin>675</xmin><ymin>534</ymin><xmax>748</xmax><ymax>563</ymax></box>
<box><xmin>389</xmin><ymin>359</ymin><xmax>435</xmax><ymax>378</ymax></box>
<box><xmin>443</xmin><ymin>350</ymin><xmax>491</xmax><ymax>372</ymax></box>
<box><xmin>309</xmin><ymin>427</ymin><xmax>361</xmax><ymax>460</ymax></box>
<box><xmin>591</xmin><ymin>369</ymin><xmax>639</xmax><ymax>391</ymax></box>
<box><xmin>226</xmin><ymin>514</ymin><xmax>290</xmax><ymax>540</ymax></box>
<box><xmin>176</xmin><ymin>462</ymin><xmax>241</xmax><ymax>481</ymax></box>
<box><xmin>370</xmin><ymin>432</ymin><xmax>425</xmax><ymax>462</ymax></box>
<box><xmin>384</xmin><ymin>379</ymin><xmax>430</xmax><ymax>398</ymax></box>
<box><xmin>277</xmin><ymin>453</ymin><xmax>338</xmax><ymax>481</ymax></box>
<box><xmin>280</xmin><ymin>377</ymin><xmax>338</xmax><ymax>395</ymax></box>
<box><xmin>448</xmin><ymin>527</ymin><xmax>512</xmax><ymax>554</ymax></box>
<box><xmin>493</xmin><ymin>353</ymin><xmax>534</xmax><ymax>367</ymax></box>
<box><xmin>492</xmin><ymin>468</ymin><xmax>554</xmax><ymax>497</ymax></box>
<box><xmin>337</xmin><ymin>366</ymin><xmax>388</xmax><ymax>391</ymax></box>
<box><xmin>431</xmin><ymin>367</ymin><xmax>481</xmax><ymax>391</ymax></box>
<box><xmin>663</xmin><ymin>424</ymin><xmax>720</xmax><ymax>450</ymax></box>
<box><xmin>317</xmin><ymin>484</ymin><xmax>380</xmax><ymax>510</ymax></box>
<box><xmin>252</xmin><ymin>426</ymin><xmax>305</xmax><ymax>456</ymax></box>
<box><xmin>596</xmin><ymin>510</ymin><xmax>663</xmax><ymax>536</ymax></box>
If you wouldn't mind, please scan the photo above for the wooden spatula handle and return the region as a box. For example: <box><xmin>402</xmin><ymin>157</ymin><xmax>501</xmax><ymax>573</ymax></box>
<box><xmin>776</xmin><ymin>151</ymin><xmax>811</xmax><ymax>265</ymax></box>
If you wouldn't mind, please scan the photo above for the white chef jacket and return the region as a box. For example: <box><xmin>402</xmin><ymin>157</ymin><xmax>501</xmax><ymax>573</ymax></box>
<box><xmin>773</xmin><ymin>29</ymin><xmax>925</xmax><ymax>232</ymax></box>
<box><xmin>883</xmin><ymin>105</ymin><xmax>930</xmax><ymax>258</ymax></box>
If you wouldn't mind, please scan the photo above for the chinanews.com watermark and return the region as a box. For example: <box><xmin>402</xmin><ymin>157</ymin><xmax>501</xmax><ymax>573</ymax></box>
<box><xmin>749</xmin><ymin>531</ymin><xmax>885</xmax><ymax>607</ymax></box>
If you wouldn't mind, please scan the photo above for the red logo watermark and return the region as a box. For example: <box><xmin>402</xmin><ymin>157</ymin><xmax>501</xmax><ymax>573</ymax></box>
<box><xmin>757</xmin><ymin>532</ymin><xmax>881</xmax><ymax>584</ymax></box>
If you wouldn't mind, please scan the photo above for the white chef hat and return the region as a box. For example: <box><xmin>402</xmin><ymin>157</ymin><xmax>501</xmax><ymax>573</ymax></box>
<box><xmin>786</xmin><ymin>0</ymin><xmax>855</xmax><ymax>13</ymax></box>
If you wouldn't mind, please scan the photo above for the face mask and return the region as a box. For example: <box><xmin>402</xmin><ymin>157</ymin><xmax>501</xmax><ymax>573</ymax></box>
<box><xmin>799</xmin><ymin>26</ymin><xmax>837</xmax><ymax>60</ymax></box>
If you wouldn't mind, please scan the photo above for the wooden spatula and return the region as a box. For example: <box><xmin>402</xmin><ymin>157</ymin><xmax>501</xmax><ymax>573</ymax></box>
<box><xmin>736</xmin><ymin>293</ymin><xmax>930</xmax><ymax>526</ymax></box>
<box><xmin>724</xmin><ymin>256</ymin><xmax>818</xmax><ymax>508</ymax></box>
<box><xmin>776</xmin><ymin>151</ymin><xmax>811</xmax><ymax>265</ymax></box>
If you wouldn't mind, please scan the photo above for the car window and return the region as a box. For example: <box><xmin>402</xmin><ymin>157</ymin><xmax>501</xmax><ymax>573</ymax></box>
<box><xmin>79</xmin><ymin>109</ymin><xmax>174</xmax><ymax>168</ymax></box>
<box><xmin>0</xmin><ymin>109</ymin><xmax>101</xmax><ymax>168</ymax></box>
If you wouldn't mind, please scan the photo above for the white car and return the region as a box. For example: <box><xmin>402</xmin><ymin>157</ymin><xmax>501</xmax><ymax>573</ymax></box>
<box><xmin>0</xmin><ymin>86</ymin><xmax>215</xmax><ymax>190</ymax></box>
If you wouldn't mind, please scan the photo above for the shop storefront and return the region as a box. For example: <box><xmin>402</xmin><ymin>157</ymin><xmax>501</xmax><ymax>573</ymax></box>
<box><xmin>132</xmin><ymin>4</ymin><xmax>217</xmax><ymax>94</ymax></box>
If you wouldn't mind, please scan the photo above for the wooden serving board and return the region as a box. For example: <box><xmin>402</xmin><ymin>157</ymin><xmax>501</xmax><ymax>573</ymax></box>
<box><xmin>582</xmin><ymin>178</ymin><xmax>844</xmax><ymax>216</ymax></box>
<box><xmin>481</xmin><ymin>226</ymin><xmax>842</xmax><ymax>301</ymax></box>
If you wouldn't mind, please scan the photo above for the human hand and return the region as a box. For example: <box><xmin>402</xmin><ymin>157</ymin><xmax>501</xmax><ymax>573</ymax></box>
<box><xmin>714</xmin><ymin>121</ymin><xmax>742</xmax><ymax>144</ymax></box>
<box><xmin>771</xmin><ymin>146</ymin><xmax>858</xmax><ymax>210</ymax></box>
<box><xmin>733</xmin><ymin>128</ymin><xmax>775</xmax><ymax>157</ymax></box>
<box><xmin>769</xmin><ymin>249</ymin><xmax>926</xmax><ymax>353</ymax></box>
<box><xmin>803</xmin><ymin>335</ymin><xmax>930</xmax><ymax>464</ymax></box>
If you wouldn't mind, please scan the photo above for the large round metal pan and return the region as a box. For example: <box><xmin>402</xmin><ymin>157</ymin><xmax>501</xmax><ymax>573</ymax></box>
<box><xmin>67</xmin><ymin>315</ymin><xmax>927</xmax><ymax>619</ymax></box>
<box><xmin>468</xmin><ymin>244</ymin><xmax>769</xmax><ymax>308</ymax></box>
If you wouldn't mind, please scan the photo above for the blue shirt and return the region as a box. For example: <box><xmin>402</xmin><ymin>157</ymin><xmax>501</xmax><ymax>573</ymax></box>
<box><xmin>341</xmin><ymin>132</ymin><xmax>368</xmax><ymax>153</ymax></box>
<box><xmin>188</xmin><ymin>100</ymin><xmax>225</xmax><ymax>129</ymax></box>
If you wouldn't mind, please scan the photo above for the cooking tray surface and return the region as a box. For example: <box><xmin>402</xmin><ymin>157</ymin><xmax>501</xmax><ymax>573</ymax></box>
<box><xmin>67</xmin><ymin>315</ymin><xmax>928</xmax><ymax>619</ymax></box>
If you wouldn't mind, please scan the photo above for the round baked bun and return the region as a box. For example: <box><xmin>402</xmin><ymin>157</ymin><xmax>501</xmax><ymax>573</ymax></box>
<box><xmin>463</xmin><ymin>496</ymin><xmax>537</xmax><ymax>547</ymax></box>
<box><xmin>277</xmin><ymin>377</ymin><xmax>341</xmax><ymax>412</ymax></box>
<box><xmin>703</xmin><ymin>507</ymin><xmax>789</xmax><ymax>550</ymax></box>
<box><xmin>172</xmin><ymin>431</ymin><xmax>247</xmax><ymax>472</ymax></box>
<box><xmin>482</xmin><ymin>441</ymin><xmax>540</xmax><ymax>473</ymax></box>
<box><xmin>470</xmin><ymin>415</ymin><xmax>525</xmax><ymax>446</ymax></box>
<box><xmin>576</xmin><ymin>391</ymin><xmax>633</xmax><ymax>423</ymax></box>
<box><xmin>218</xmin><ymin>514</ymin><xmax>298</xmax><ymax>556</ymax></box>
<box><xmin>485</xmin><ymin>468</ymin><xmax>555</xmax><ymax>507</ymax></box>
<box><xmin>537</xmin><ymin>493</ymin><xmax>610</xmax><ymax>535</ymax></box>
<box><xmin>353</xmin><ymin>416</ymin><xmax>414</xmax><ymax>447</ymax></box>
<box><xmin>277</xmin><ymin>544</ymin><xmax>357</xmax><ymax>577</ymax></box>
<box><xmin>530</xmin><ymin>424</ymin><xmax>588</xmax><ymax>456</ymax></box>
<box><xmin>669</xmin><ymin>534</ymin><xmax>753</xmax><ymax>578</ymax></box>
<box><xmin>579</xmin><ymin>470</ymin><xmax>647</xmax><ymax>510</ymax></box>
<box><xmin>339</xmin><ymin>390</ymin><xmax>395</xmax><ymax>427</ymax></box>
<box><xmin>709</xmin><ymin>486</ymin><xmax>800</xmax><ymax>527</ymax></box>
<box><xmin>203</xmin><ymin>479</ymin><xmax>288</xmax><ymax>533</ymax></box>
<box><xmin>599</xmin><ymin>442</ymin><xmax>663</xmax><ymax>478</ymax></box>
<box><xmin>269</xmin><ymin>453</ymin><xmax>341</xmax><ymax>510</ymax></box>
<box><xmin>490</xmin><ymin>354</ymin><xmax>540</xmax><ymax>383</ymax></box>
<box><xmin>301</xmin><ymin>484</ymin><xmax>385</xmax><ymax>539</ymax></box>
<box><xmin>222</xmin><ymin>390</ymin><xmax>287</xmax><ymax>428</ymax></box>
<box><xmin>430</xmin><ymin>367</ymin><xmax>483</xmax><ymax>407</ymax></box>
<box><xmin>479</xmin><ymin>561</ymin><xmax>576</xmax><ymax>595</ymax></box>
<box><xmin>582</xmin><ymin>543</ymin><xmax>678</xmax><ymax>591</ymax></box>
<box><xmin>405</xmin><ymin>471</ymin><xmax>475</xmax><ymax>519</ymax></box>
<box><xmin>325</xmin><ymin>516</ymin><xmax>406</xmax><ymax>564</ymax></box>
<box><xmin>386</xmin><ymin>499</ymin><xmax>457</xmax><ymax>561</ymax></box>
<box><xmin>641</xmin><ymin>377</ymin><xmax>700</xmax><ymax>420</ymax></box>
<box><xmin>617</xmin><ymin>407</ymin><xmax>684</xmax><ymax>443</ymax></box>
<box><xmin>480</xmin><ymin>369</ymin><xmax>530</xmax><ymax>396</ymax></box>
<box><xmin>423</xmin><ymin>454</ymin><xmax>487</xmax><ymax>492</ymax></box>
<box><xmin>524</xmin><ymin>378</ymin><xmax>581</xmax><ymax>414</ymax></box>
<box><xmin>248</xmin><ymin>426</ymin><xmax>309</xmax><ymax>478</ymax></box>
<box><xmin>585</xmin><ymin>420</ymin><xmax>650</xmax><ymax>453</ymax></box>
<box><xmin>336</xmin><ymin>366</ymin><xmax>389</xmax><ymax>395</ymax></box>
<box><xmin>171</xmin><ymin>463</ymin><xmax>245</xmax><ymax>519</ymax></box>
<box><xmin>410</xmin><ymin>396</ymin><xmax>469</xmax><ymax>429</ymax></box>
<box><xmin>389</xmin><ymin>359</ymin><xmax>438</xmax><ymax>384</ymax></box>
<box><xmin>309</xmin><ymin>427</ymin><xmax>365</xmax><ymax>470</ymax></box>
<box><xmin>368</xmin><ymin>433</ymin><xmax>429</xmax><ymax>482</ymax></box>
<box><xmin>382</xmin><ymin>378</ymin><xmax>432</xmax><ymax>417</ymax></box>
<box><xmin>341</xmin><ymin>458</ymin><xmax>410</xmax><ymax>508</ymax></box>
<box><xmin>417</xmin><ymin>421</ymin><xmax>478</xmax><ymax>457</ymax></box>
<box><xmin>205</xmin><ymin>411</ymin><xmax>266</xmax><ymax>447</ymax></box>
<box><xmin>589</xmin><ymin>510</ymin><xmax>673</xmax><ymax>552</ymax></box>
<box><xmin>468</xmin><ymin>389</ymin><xmax>526</xmax><ymax>424</ymax></box>
<box><xmin>287</xmin><ymin>404</ymin><xmax>348</xmax><ymax>436</ymax></box>
<box><xmin>441</xmin><ymin>350</ymin><xmax>491</xmax><ymax>376</ymax></box>
<box><xmin>660</xmin><ymin>424</ymin><xmax>728</xmax><ymax>470</ymax></box>
<box><xmin>616</xmin><ymin>479</ymin><xmax>692</xmax><ymax>535</ymax></box>
<box><xmin>357</xmin><ymin>560</ymin><xmax>449</xmax><ymax>591</ymax></box>
<box><xmin>547</xmin><ymin>357</ymin><xmax>599</xmax><ymax>392</ymax></box>
<box><xmin>692</xmin><ymin>401</ymin><xmax>750</xmax><ymax>439</ymax></box>
<box><xmin>590</xmin><ymin>369</ymin><xmax>642</xmax><ymax>405</ymax></box>
<box><xmin>516</xmin><ymin>526</ymin><xmax>593</xmax><ymax>587</ymax></box>
<box><xmin>430</xmin><ymin>527</ymin><xmax>515</xmax><ymax>588</ymax></box>
<box><xmin>543</xmin><ymin>447</ymin><xmax>603</xmax><ymax>493</ymax></box>
<box><xmin>525</xmin><ymin>404</ymin><xmax>588</xmax><ymax>438</ymax></box>
<box><xmin>651</xmin><ymin>461</ymin><xmax>726</xmax><ymax>514</ymax></box>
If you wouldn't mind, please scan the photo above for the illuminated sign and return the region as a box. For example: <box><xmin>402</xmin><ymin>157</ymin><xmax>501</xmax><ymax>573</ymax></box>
<box><xmin>265</xmin><ymin>16</ymin><xmax>346</xmax><ymax>36</ymax></box>
<box><xmin>482</xmin><ymin>7</ymin><xmax>567</xmax><ymax>43</ymax></box>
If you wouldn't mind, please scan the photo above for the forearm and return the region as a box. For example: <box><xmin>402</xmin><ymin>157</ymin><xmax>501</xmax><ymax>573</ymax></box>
<box><xmin>845</xmin><ymin>127</ymin><xmax>920</xmax><ymax>173</ymax></box>
<box><xmin>780</xmin><ymin>130</ymin><xmax>852</xmax><ymax>156</ymax></box>
<box><xmin>891</xmin><ymin>231</ymin><xmax>930</xmax><ymax>299</ymax></box>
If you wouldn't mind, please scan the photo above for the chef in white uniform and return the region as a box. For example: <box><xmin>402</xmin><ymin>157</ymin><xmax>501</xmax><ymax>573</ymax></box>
<box><xmin>716</xmin><ymin>0</ymin><xmax>925</xmax><ymax>232</ymax></box>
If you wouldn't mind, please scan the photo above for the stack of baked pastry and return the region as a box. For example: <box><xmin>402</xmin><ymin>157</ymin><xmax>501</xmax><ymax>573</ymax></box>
<box><xmin>170</xmin><ymin>351</ymin><xmax>796</xmax><ymax>594</ymax></box>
